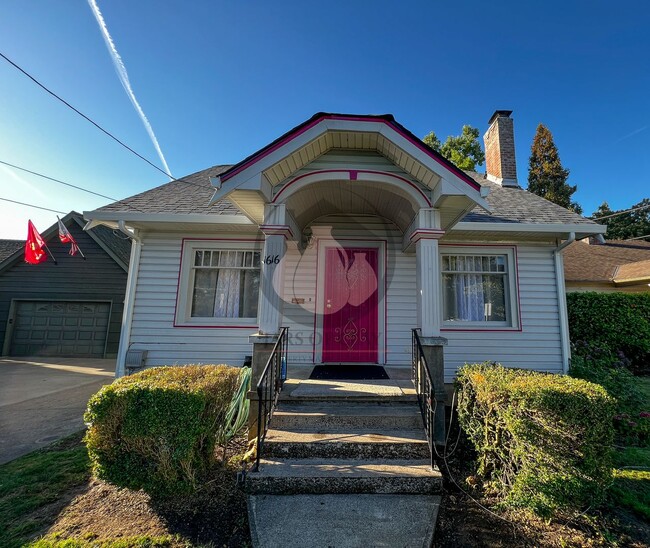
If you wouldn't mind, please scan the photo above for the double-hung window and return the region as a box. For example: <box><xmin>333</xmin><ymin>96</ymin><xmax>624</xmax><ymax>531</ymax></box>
<box><xmin>441</xmin><ymin>248</ymin><xmax>518</xmax><ymax>328</ymax></box>
<box><xmin>176</xmin><ymin>242</ymin><xmax>261</xmax><ymax>326</ymax></box>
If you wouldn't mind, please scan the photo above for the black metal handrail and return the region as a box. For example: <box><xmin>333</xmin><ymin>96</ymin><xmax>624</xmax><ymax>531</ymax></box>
<box><xmin>254</xmin><ymin>327</ymin><xmax>289</xmax><ymax>471</ymax></box>
<box><xmin>412</xmin><ymin>328</ymin><xmax>435</xmax><ymax>469</ymax></box>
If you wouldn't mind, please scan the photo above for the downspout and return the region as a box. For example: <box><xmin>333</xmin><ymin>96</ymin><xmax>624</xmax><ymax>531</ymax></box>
<box><xmin>115</xmin><ymin>222</ymin><xmax>142</xmax><ymax>378</ymax></box>
<box><xmin>554</xmin><ymin>232</ymin><xmax>575</xmax><ymax>374</ymax></box>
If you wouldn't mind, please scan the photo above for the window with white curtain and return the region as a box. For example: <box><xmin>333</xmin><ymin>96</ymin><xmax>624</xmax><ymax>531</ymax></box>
<box><xmin>186</xmin><ymin>248</ymin><xmax>260</xmax><ymax>321</ymax></box>
<box><xmin>441</xmin><ymin>249</ymin><xmax>517</xmax><ymax>328</ymax></box>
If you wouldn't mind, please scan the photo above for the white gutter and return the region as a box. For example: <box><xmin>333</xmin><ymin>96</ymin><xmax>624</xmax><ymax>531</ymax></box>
<box><xmin>453</xmin><ymin>222</ymin><xmax>606</xmax><ymax>235</ymax></box>
<box><xmin>554</xmin><ymin>232</ymin><xmax>575</xmax><ymax>374</ymax></box>
<box><xmin>115</xmin><ymin>228</ymin><xmax>142</xmax><ymax>378</ymax></box>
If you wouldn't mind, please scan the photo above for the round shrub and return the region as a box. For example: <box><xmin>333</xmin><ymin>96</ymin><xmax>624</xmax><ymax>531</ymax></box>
<box><xmin>456</xmin><ymin>363</ymin><xmax>616</xmax><ymax>519</ymax></box>
<box><xmin>84</xmin><ymin>365</ymin><xmax>242</xmax><ymax>495</ymax></box>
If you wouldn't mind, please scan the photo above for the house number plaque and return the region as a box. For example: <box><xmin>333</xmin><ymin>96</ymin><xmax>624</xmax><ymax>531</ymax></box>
<box><xmin>263</xmin><ymin>255</ymin><xmax>280</xmax><ymax>265</ymax></box>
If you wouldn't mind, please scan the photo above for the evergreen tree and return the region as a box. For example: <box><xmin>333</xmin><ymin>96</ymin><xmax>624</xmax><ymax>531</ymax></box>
<box><xmin>423</xmin><ymin>125</ymin><xmax>485</xmax><ymax>171</ymax></box>
<box><xmin>592</xmin><ymin>199</ymin><xmax>650</xmax><ymax>241</ymax></box>
<box><xmin>528</xmin><ymin>123</ymin><xmax>582</xmax><ymax>214</ymax></box>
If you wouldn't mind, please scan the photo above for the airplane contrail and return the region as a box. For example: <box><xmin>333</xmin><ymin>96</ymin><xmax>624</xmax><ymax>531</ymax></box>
<box><xmin>87</xmin><ymin>0</ymin><xmax>173</xmax><ymax>179</ymax></box>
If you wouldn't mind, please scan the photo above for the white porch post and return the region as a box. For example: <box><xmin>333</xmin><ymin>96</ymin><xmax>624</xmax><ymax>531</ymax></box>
<box><xmin>410</xmin><ymin>208</ymin><xmax>444</xmax><ymax>337</ymax></box>
<box><xmin>416</xmin><ymin>238</ymin><xmax>442</xmax><ymax>337</ymax></box>
<box><xmin>257</xmin><ymin>204</ymin><xmax>296</xmax><ymax>335</ymax></box>
<box><xmin>258</xmin><ymin>233</ymin><xmax>286</xmax><ymax>335</ymax></box>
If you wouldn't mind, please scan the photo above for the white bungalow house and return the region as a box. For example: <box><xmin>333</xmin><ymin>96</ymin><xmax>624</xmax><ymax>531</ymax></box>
<box><xmin>84</xmin><ymin>111</ymin><xmax>605</xmax><ymax>382</ymax></box>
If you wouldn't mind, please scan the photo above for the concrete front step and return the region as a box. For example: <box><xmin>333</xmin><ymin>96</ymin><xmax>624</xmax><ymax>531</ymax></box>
<box><xmin>246</xmin><ymin>458</ymin><xmax>442</xmax><ymax>495</ymax></box>
<box><xmin>272</xmin><ymin>402</ymin><xmax>423</xmax><ymax>430</ymax></box>
<box><xmin>263</xmin><ymin>428</ymin><xmax>430</xmax><ymax>459</ymax></box>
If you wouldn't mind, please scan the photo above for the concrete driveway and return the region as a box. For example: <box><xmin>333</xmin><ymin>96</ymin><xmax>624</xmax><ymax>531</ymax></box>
<box><xmin>0</xmin><ymin>357</ymin><xmax>115</xmax><ymax>464</ymax></box>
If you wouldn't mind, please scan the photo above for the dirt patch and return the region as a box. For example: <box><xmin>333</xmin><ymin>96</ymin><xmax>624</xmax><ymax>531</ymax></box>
<box><xmin>51</xmin><ymin>480</ymin><xmax>170</xmax><ymax>539</ymax></box>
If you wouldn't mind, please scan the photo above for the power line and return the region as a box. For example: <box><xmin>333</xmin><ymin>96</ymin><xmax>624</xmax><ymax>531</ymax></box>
<box><xmin>0</xmin><ymin>159</ymin><xmax>118</xmax><ymax>201</ymax></box>
<box><xmin>624</xmin><ymin>233</ymin><xmax>650</xmax><ymax>241</ymax></box>
<box><xmin>590</xmin><ymin>202</ymin><xmax>650</xmax><ymax>221</ymax></box>
<box><xmin>0</xmin><ymin>52</ymin><xmax>224</xmax><ymax>196</ymax></box>
<box><xmin>0</xmin><ymin>197</ymin><xmax>66</xmax><ymax>214</ymax></box>
<box><xmin>0</xmin><ymin>51</ymin><xmax>173</xmax><ymax>180</ymax></box>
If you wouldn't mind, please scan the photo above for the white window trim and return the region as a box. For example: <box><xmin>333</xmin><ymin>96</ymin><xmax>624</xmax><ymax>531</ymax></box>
<box><xmin>439</xmin><ymin>245</ymin><xmax>520</xmax><ymax>331</ymax></box>
<box><xmin>175</xmin><ymin>239</ymin><xmax>263</xmax><ymax>327</ymax></box>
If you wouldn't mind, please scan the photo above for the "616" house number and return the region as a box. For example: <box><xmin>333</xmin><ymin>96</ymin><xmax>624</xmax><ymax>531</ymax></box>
<box><xmin>264</xmin><ymin>255</ymin><xmax>280</xmax><ymax>265</ymax></box>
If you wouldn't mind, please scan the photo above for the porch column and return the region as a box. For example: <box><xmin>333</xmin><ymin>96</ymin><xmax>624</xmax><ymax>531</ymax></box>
<box><xmin>416</xmin><ymin>238</ymin><xmax>442</xmax><ymax>337</ymax></box>
<box><xmin>258</xmin><ymin>233</ymin><xmax>287</xmax><ymax>335</ymax></box>
<box><xmin>413</xmin><ymin>216</ymin><xmax>448</xmax><ymax>446</ymax></box>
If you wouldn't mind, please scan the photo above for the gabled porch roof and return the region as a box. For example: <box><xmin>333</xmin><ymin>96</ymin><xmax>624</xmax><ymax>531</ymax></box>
<box><xmin>209</xmin><ymin>113</ymin><xmax>491</xmax><ymax>231</ymax></box>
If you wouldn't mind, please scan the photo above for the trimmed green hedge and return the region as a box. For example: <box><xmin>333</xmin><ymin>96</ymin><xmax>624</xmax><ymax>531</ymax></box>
<box><xmin>456</xmin><ymin>363</ymin><xmax>615</xmax><ymax>518</ymax></box>
<box><xmin>85</xmin><ymin>365</ymin><xmax>243</xmax><ymax>495</ymax></box>
<box><xmin>567</xmin><ymin>292</ymin><xmax>650</xmax><ymax>373</ymax></box>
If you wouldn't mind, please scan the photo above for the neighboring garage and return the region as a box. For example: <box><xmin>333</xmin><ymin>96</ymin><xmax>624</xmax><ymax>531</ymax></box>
<box><xmin>0</xmin><ymin>212</ymin><xmax>130</xmax><ymax>358</ymax></box>
<box><xmin>9</xmin><ymin>301</ymin><xmax>112</xmax><ymax>357</ymax></box>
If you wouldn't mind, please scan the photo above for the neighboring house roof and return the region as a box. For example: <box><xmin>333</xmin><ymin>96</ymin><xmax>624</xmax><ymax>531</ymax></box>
<box><xmin>96</xmin><ymin>165</ymin><xmax>238</xmax><ymax>215</ymax></box>
<box><xmin>0</xmin><ymin>211</ymin><xmax>131</xmax><ymax>274</ymax></box>
<box><xmin>614</xmin><ymin>258</ymin><xmax>650</xmax><ymax>284</ymax></box>
<box><xmin>89</xmin><ymin>224</ymin><xmax>133</xmax><ymax>266</ymax></box>
<box><xmin>0</xmin><ymin>240</ymin><xmax>24</xmax><ymax>262</ymax></box>
<box><xmin>563</xmin><ymin>239</ymin><xmax>650</xmax><ymax>284</ymax></box>
<box><xmin>462</xmin><ymin>174</ymin><xmax>597</xmax><ymax>226</ymax></box>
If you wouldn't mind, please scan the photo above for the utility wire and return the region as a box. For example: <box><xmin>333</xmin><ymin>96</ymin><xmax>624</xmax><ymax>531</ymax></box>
<box><xmin>0</xmin><ymin>51</ymin><xmax>172</xmax><ymax>180</ymax></box>
<box><xmin>590</xmin><ymin>202</ymin><xmax>650</xmax><ymax>221</ymax></box>
<box><xmin>624</xmin><ymin>233</ymin><xmax>650</xmax><ymax>241</ymax></box>
<box><xmin>0</xmin><ymin>53</ymin><xmax>225</xmax><ymax>195</ymax></box>
<box><xmin>0</xmin><ymin>197</ymin><xmax>66</xmax><ymax>214</ymax></box>
<box><xmin>0</xmin><ymin>159</ymin><xmax>118</xmax><ymax>201</ymax></box>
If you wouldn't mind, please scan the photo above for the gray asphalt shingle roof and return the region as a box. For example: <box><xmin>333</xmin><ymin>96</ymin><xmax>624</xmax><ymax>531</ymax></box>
<box><xmin>462</xmin><ymin>172</ymin><xmax>597</xmax><ymax>225</ymax></box>
<box><xmin>92</xmin><ymin>166</ymin><xmax>599</xmax><ymax>228</ymax></box>
<box><xmin>89</xmin><ymin>224</ymin><xmax>132</xmax><ymax>266</ymax></box>
<box><xmin>0</xmin><ymin>239</ymin><xmax>24</xmax><ymax>262</ymax></box>
<box><xmin>97</xmin><ymin>165</ymin><xmax>239</xmax><ymax>215</ymax></box>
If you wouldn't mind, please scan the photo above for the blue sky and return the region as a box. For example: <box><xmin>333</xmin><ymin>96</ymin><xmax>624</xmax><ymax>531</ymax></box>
<box><xmin>0</xmin><ymin>0</ymin><xmax>648</xmax><ymax>239</ymax></box>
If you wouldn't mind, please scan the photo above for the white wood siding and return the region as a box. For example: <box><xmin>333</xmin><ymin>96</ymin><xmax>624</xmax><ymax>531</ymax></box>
<box><xmin>128</xmin><ymin>229</ymin><xmax>564</xmax><ymax>377</ymax></box>
<box><xmin>442</xmin><ymin>244</ymin><xmax>563</xmax><ymax>381</ymax></box>
<box><xmin>130</xmin><ymin>232</ymin><xmax>260</xmax><ymax>367</ymax></box>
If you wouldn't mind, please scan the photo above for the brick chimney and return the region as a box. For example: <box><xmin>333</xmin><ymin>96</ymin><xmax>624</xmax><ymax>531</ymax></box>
<box><xmin>483</xmin><ymin>110</ymin><xmax>518</xmax><ymax>187</ymax></box>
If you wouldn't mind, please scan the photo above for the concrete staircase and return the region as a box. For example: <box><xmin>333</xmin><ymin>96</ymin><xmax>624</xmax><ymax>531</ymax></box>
<box><xmin>246</xmin><ymin>382</ymin><xmax>442</xmax><ymax>496</ymax></box>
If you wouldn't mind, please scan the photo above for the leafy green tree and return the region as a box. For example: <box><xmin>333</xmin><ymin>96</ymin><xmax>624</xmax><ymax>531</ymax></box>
<box><xmin>592</xmin><ymin>199</ymin><xmax>650</xmax><ymax>241</ymax></box>
<box><xmin>423</xmin><ymin>125</ymin><xmax>485</xmax><ymax>171</ymax></box>
<box><xmin>527</xmin><ymin>124</ymin><xmax>582</xmax><ymax>214</ymax></box>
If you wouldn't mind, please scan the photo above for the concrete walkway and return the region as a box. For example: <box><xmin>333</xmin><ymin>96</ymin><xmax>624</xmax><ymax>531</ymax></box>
<box><xmin>248</xmin><ymin>494</ymin><xmax>441</xmax><ymax>548</ymax></box>
<box><xmin>0</xmin><ymin>357</ymin><xmax>115</xmax><ymax>463</ymax></box>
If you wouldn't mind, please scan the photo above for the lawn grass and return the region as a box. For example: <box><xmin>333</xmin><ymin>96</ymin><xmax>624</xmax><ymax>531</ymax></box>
<box><xmin>0</xmin><ymin>432</ymin><xmax>90</xmax><ymax>548</ymax></box>
<box><xmin>28</xmin><ymin>534</ymin><xmax>180</xmax><ymax>548</ymax></box>
<box><xmin>607</xmin><ymin>376</ymin><xmax>650</xmax><ymax>521</ymax></box>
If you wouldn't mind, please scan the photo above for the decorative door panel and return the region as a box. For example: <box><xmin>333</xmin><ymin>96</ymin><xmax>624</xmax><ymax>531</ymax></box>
<box><xmin>322</xmin><ymin>247</ymin><xmax>379</xmax><ymax>362</ymax></box>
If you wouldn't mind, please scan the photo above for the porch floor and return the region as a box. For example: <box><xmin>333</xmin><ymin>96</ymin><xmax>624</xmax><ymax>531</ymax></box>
<box><xmin>279</xmin><ymin>365</ymin><xmax>416</xmax><ymax>401</ymax></box>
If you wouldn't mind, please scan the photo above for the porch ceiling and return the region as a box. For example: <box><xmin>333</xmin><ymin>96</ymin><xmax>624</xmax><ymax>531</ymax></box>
<box><xmin>285</xmin><ymin>178</ymin><xmax>416</xmax><ymax>231</ymax></box>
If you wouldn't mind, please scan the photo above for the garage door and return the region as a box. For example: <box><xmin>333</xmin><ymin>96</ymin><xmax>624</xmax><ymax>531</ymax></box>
<box><xmin>9</xmin><ymin>301</ymin><xmax>111</xmax><ymax>357</ymax></box>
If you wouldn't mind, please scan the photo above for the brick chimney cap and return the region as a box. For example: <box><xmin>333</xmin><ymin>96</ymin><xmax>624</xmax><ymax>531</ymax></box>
<box><xmin>488</xmin><ymin>110</ymin><xmax>513</xmax><ymax>125</ymax></box>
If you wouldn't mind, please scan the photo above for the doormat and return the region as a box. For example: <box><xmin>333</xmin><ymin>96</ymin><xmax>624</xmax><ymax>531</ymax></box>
<box><xmin>309</xmin><ymin>365</ymin><xmax>389</xmax><ymax>380</ymax></box>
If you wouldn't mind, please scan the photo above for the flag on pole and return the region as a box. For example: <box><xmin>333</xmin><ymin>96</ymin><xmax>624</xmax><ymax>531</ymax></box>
<box><xmin>57</xmin><ymin>216</ymin><xmax>81</xmax><ymax>256</ymax></box>
<box><xmin>25</xmin><ymin>220</ymin><xmax>47</xmax><ymax>264</ymax></box>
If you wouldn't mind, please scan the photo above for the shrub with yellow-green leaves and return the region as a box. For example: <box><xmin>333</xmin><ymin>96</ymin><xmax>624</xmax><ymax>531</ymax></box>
<box><xmin>84</xmin><ymin>365</ymin><xmax>244</xmax><ymax>495</ymax></box>
<box><xmin>456</xmin><ymin>363</ymin><xmax>616</xmax><ymax>518</ymax></box>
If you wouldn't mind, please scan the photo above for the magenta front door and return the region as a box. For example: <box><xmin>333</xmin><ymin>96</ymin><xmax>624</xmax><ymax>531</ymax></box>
<box><xmin>322</xmin><ymin>247</ymin><xmax>379</xmax><ymax>363</ymax></box>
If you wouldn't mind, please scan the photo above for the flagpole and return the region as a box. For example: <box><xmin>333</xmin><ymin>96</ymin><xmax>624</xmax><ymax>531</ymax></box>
<box><xmin>43</xmin><ymin>243</ymin><xmax>57</xmax><ymax>265</ymax></box>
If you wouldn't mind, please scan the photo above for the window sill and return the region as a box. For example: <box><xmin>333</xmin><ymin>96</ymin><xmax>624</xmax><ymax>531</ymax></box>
<box><xmin>174</xmin><ymin>319</ymin><xmax>259</xmax><ymax>329</ymax></box>
<box><xmin>441</xmin><ymin>324</ymin><xmax>521</xmax><ymax>333</ymax></box>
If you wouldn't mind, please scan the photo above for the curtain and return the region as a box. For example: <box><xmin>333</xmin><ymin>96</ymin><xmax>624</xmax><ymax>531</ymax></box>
<box><xmin>214</xmin><ymin>252</ymin><xmax>243</xmax><ymax>317</ymax></box>
<box><xmin>455</xmin><ymin>273</ymin><xmax>486</xmax><ymax>321</ymax></box>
